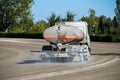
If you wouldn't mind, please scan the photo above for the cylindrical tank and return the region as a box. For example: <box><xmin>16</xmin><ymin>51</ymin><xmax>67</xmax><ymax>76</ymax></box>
<box><xmin>43</xmin><ymin>25</ymin><xmax>84</xmax><ymax>44</ymax></box>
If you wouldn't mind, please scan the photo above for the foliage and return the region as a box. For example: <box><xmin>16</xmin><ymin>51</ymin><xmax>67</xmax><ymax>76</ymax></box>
<box><xmin>29</xmin><ymin>20</ymin><xmax>48</xmax><ymax>33</ymax></box>
<box><xmin>0</xmin><ymin>32</ymin><xmax>120</xmax><ymax>42</ymax></box>
<box><xmin>8</xmin><ymin>17</ymin><xmax>34</xmax><ymax>33</ymax></box>
<box><xmin>47</xmin><ymin>11</ymin><xmax>75</xmax><ymax>27</ymax></box>
<box><xmin>9</xmin><ymin>20</ymin><xmax>48</xmax><ymax>33</ymax></box>
<box><xmin>90</xmin><ymin>34</ymin><xmax>120</xmax><ymax>42</ymax></box>
<box><xmin>81</xmin><ymin>8</ymin><xmax>119</xmax><ymax>35</ymax></box>
<box><xmin>98</xmin><ymin>16</ymin><xmax>104</xmax><ymax>34</ymax></box>
<box><xmin>0</xmin><ymin>0</ymin><xmax>34</xmax><ymax>31</ymax></box>
<box><xmin>47</xmin><ymin>13</ymin><xmax>61</xmax><ymax>26</ymax></box>
<box><xmin>0</xmin><ymin>32</ymin><xmax>43</xmax><ymax>39</ymax></box>
<box><xmin>111</xmin><ymin>16</ymin><xmax>119</xmax><ymax>33</ymax></box>
<box><xmin>81</xmin><ymin>9</ymin><xmax>99</xmax><ymax>35</ymax></box>
<box><xmin>115</xmin><ymin>0</ymin><xmax>120</xmax><ymax>26</ymax></box>
<box><xmin>62</xmin><ymin>11</ymin><xmax>75</xmax><ymax>21</ymax></box>
<box><xmin>98</xmin><ymin>15</ymin><xmax>118</xmax><ymax>34</ymax></box>
<box><xmin>89</xmin><ymin>8</ymin><xmax>96</xmax><ymax>18</ymax></box>
<box><xmin>90</xmin><ymin>35</ymin><xmax>112</xmax><ymax>42</ymax></box>
<box><xmin>0</xmin><ymin>0</ymin><xmax>119</xmax><ymax>42</ymax></box>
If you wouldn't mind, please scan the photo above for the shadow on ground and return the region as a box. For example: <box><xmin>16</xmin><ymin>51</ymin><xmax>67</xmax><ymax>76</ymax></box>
<box><xmin>17</xmin><ymin>53</ymin><xmax>120</xmax><ymax>64</ymax></box>
<box><xmin>17</xmin><ymin>59</ymin><xmax>69</xmax><ymax>64</ymax></box>
<box><xmin>91</xmin><ymin>53</ymin><xmax>120</xmax><ymax>56</ymax></box>
<box><xmin>17</xmin><ymin>60</ymin><xmax>44</xmax><ymax>64</ymax></box>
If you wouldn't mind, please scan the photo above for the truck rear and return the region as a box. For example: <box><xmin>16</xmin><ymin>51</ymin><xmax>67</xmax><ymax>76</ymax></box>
<box><xmin>42</xmin><ymin>21</ymin><xmax>90</xmax><ymax>62</ymax></box>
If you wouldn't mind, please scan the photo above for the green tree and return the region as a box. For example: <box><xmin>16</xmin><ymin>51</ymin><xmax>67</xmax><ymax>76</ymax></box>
<box><xmin>104</xmin><ymin>18</ymin><xmax>111</xmax><ymax>34</ymax></box>
<box><xmin>81</xmin><ymin>9</ymin><xmax>98</xmax><ymax>35</ymax></box>
<box><xmin>8</xmin><ymin>17</ymin><xmax>34</xmax><ymax>33</ymax></box>
<box><xmin>89</xmin><ymin>8</ymin><xmax>96</xmax><ymax>18</ymax></box>
<box><xmin>81</xmin><ymin>16</ymin><xmax>92</xmax><ymax>34</ymax></box>
<box><xmin>47</xmin><ymin>13</ymin><xmax>61</xmax><ymax>26</ymax></box>
<box><xmin>18</xmin><ymin>17</ymin><xmax>34</xmax><ymax>32</ymax></box>
<box><xmin>112</xmin><ymin>16</ymin><xmax>118</xmax><ymax>27</ymax></box>
<box><xmin>29</xmin><ymin>20</ymin><xmax>48</xmax><ymax>33</ymax></box>
<box><xmin>98</xmin><ymin>16</ymin><xmax>112</xmax><ymax>34</ymax></box>
<box><xmin>112</xmin><ymin>16</ymin><xmax>119</xmax><ymax>33</ymax></box>
<box><xmin>63</xmin><ymin>11</ymin><xmax>75</xmax><ymax>21</ymax></box>
<box><xmin>0</xmin><ymin>0</ymin><xmax>34</xmax><ymax>32</ymax></box>
<box><xmin>98</xmin><ymin>15</ymin><xmax>105</xmax><ymax>34</ymax></box>
<box><xmin>88</xmin><ymin>8</ymin><xmax>99</xmax><ymax>27</ymax></box>
<box><xmin>115</xmin><ymin>0</ymin><xmax>120</xmax><ymax>26</ymax></box>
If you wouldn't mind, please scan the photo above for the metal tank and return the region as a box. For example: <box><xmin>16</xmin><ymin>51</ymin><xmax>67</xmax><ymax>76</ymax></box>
<box><xmin>41</xmin><ymin>22</ymin><xmax>90</xmax><ymax>62</ymax></box>
<box><xmin>43</xmin><ymin>25</ymin><xmax>84</xmax><ymax>44</ymax></box>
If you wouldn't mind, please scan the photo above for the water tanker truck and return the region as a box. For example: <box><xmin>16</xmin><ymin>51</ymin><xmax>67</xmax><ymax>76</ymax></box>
<box><xmin>42</xmin><ymin>21</ymin><xmax>90</xmax><ymax>62</ymax></box>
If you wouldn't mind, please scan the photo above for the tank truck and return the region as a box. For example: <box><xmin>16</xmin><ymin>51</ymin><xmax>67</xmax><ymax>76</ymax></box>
<box><xmin>41</xmin><ymin>21</ymin><xmax>91</xmax><ymax>62</ymax></box>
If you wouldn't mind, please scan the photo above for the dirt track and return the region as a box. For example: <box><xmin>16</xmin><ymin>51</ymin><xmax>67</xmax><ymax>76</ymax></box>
<box><xmin>0</xmin><ymin>38</ymin><xmax>120</xmax><ymax>80</ymax></box>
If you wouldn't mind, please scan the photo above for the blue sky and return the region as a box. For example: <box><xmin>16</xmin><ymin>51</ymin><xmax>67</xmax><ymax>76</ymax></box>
<box><xmin>31</xmin><ymin>0</ymin><xmax>116</xmax><ymax>22</ymax></box>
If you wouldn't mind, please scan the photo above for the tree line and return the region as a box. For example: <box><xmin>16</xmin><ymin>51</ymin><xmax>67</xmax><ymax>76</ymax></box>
<box><xmin>0</xmin><ymin>0</ymin><xmax>120</xmax><ymax>36</ymax></box>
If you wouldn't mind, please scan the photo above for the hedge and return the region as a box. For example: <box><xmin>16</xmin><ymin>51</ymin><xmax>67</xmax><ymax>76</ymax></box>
<box><xmin>90</xmin><ymin>34</ymin><xmax>120</xmax><ymax>42</ymax></box>
<box><xmin>0</xmin><ymin>32</ymin><xmax>43</xmax><ymax>39</ymax></box>
<box><xmin>90</xmin><ymin>35</ymin><xmax>112</xmax><ymax>42</ymax></box>
<box><xmin>0</xmin><ymin>32</ymin><xmax>120</xmax><ymax>42</ymax></box>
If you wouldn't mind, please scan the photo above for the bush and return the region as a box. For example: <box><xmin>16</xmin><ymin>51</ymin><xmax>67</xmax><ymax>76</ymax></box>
<box><xmin>0</xmin><ymin>32</ymin><xmax>120</xmax><ymax>42</ymax></box>
<box><xmin>102</xmin><ymin>35</ymin><xmax>112</xmax><ymax>42</ymax></box>
<box><xmin>111</xmin><ymin>34</ymin><xmax>120</xmax><ymax>42</ymax></box>
<box><xmin>0</xmin><ymin>32</ymin><xmax>43</xmax><ymax>39</ymax></box>
<box><xmin>90</xmin><ymin>35</ymin><xmax>112</xmax><ymax>42</ymax></box>
<box><xmin>90</xmin><ymin>34</ymin><xmax>120</xmax><ymax>42</ymax></box>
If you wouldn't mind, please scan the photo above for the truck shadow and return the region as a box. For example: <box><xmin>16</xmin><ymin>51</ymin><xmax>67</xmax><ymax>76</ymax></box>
<box><xmin>17</xmin><ymin>60</ymin><xmax>43</xmax><ymax>64</ymax></box>
<box><xmin>17</xmin><ymin>53</ymin><xmax>120</xmax><ymax>64</ymax></box>
<box><xmin>17</xmin><ymin>59</ymin><xmax>69</xmax><ymax>64</ymax></box>
<box><xmin>91</xmin><ymin>53</ymin><xmax>120</xmax><ymax>56</ymax></box>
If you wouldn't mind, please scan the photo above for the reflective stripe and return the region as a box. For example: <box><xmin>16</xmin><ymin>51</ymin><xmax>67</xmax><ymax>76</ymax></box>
<box><xmin>44</xmin><ymin>35</ymin><xmax>55</xmax><ymax>39</ymax></box>
<box><xmin>65</xmin><ymin>36</ymin><xmax>76</xmax><ymax>39</ymax></box>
